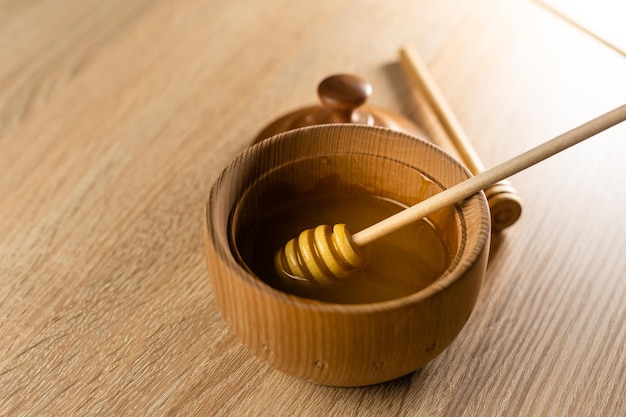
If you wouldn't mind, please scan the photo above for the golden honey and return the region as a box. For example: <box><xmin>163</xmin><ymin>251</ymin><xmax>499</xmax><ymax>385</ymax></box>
<box><xmin>235</xmin><ymin>191</ymin><xmax>451</xmax><ymax>304</ymax></box>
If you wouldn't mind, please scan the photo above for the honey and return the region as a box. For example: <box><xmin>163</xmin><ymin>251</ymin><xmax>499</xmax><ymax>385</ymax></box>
<box><xmin>235</xmin><ymin>191</ymin><xmax>451</xmax><ymax>304</ymax></box>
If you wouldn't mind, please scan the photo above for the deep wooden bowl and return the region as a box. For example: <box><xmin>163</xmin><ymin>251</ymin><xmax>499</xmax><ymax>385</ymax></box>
<box><xmin>204</xmin><ymin>124</ymin><xmax>491</xmax><ymax>387</ymax></box>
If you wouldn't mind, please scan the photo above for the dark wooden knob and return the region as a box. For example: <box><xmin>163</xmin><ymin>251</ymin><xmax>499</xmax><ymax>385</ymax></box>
<box><xmin>317</xmin><ymin>74</ymin><xmax>372</xmax><ymax>122</ymax></box>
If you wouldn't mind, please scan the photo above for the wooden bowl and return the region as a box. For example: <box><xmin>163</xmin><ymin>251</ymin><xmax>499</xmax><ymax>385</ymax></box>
<box><xmin>204</xmin><ymin>124</ymin><xmax>491</xmax><ymax>387</ymax></box>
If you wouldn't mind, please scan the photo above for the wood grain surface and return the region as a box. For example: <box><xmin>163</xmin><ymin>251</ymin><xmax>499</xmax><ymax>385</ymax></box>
<box><xmin>1</xmin><ymin>0</ymin><xmax>625</xmax><ymax>415</ymax></box>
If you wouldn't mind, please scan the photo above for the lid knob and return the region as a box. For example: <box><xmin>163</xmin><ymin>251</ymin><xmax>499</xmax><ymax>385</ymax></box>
<box><xmin>316</xmin><ymin>74</ymin><xmax>373</xmax><ymax>123</ymax></box>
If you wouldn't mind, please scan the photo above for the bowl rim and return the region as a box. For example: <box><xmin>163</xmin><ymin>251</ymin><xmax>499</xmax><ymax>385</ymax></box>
<box><xmin>205</xmin><ymin>124</ymin><xmax>491</xmax><ymax>313</ymax></box>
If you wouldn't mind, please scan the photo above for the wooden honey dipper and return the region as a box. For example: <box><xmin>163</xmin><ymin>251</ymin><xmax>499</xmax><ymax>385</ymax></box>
<box><xmin>275</xmin><ymin>104</ymin><xmax>626</xmax><ymax>285</ymax></box>
<box><xmin>399</xmin><ymin>46</ymin><xmax>523</xmax><ymax>232</ymax></box>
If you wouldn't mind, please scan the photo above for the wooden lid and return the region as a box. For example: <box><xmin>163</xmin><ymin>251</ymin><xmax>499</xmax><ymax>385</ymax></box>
<box><xmin>253</xmin><ymin>74</ymin><xmax>426</xmax><ymax>143</ymax></box>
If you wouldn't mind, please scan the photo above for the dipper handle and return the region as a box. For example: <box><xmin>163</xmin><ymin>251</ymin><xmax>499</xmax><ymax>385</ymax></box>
<box><xmin>399</xmin><ymin>46</ymin><xmax>522</xmax><ymax>231</ymax></box>
<box><xmin>352</xmin><ymin>104</ymin><xmax>626</xmax><ymax>246</ymax></box>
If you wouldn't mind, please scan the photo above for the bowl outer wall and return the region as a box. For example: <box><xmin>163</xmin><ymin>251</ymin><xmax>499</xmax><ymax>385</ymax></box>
<box><xmin>203</xmin><ymin>124</ymin><xmax>491</xmax><ymax>386</ymax></box>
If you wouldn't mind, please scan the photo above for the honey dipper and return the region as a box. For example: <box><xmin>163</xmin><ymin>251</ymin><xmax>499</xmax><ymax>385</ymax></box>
<box><xmin>275</xmin><ymin>104</ymin><xmax>626</xmax><ymax>285</ymax></box>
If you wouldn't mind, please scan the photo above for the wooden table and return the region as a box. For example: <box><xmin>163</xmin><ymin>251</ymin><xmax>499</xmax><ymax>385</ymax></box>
<box><xmin>1</xmin><ymin>0</ymin><xmax>624</xmax><ymax>415</ymax></box>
